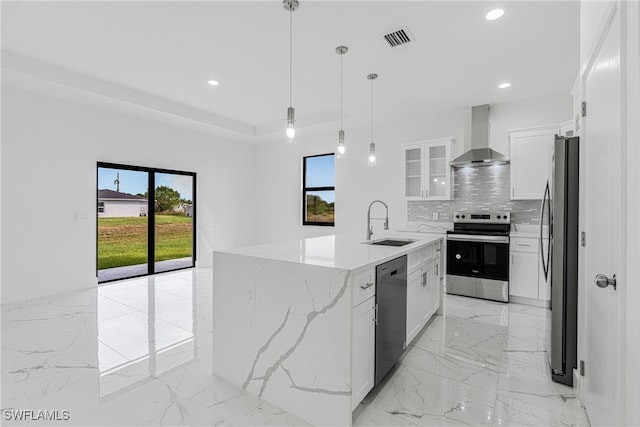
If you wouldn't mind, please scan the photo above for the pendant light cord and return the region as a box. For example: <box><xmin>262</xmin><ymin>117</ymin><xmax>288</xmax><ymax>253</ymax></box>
<box><xmin>289</xmin><ymin>8</ymin><xmax>293</xmax><ymax>107</ymax></box>
<box><xmin>371</xmin><ymin>77</ymin><xmax>374</xmax><ymax>143</ymax></box>
<box><xmin>340</xmin><ymin>53</ymin><xmax>343</xmax><ymax>129</ymax></box>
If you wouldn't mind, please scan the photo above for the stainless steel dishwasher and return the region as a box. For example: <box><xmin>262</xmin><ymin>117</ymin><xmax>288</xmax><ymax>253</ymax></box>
<box><xmin>375</xmin><ymin>255</ymin><xmax>407</xmax><ymax>386</ymax></box>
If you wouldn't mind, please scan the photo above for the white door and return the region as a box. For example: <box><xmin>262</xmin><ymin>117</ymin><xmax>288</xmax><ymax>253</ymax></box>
<box><xmin>583</xmin><ymin>10</ymin><xmax>623</xmax><ymax>425</ymax></box>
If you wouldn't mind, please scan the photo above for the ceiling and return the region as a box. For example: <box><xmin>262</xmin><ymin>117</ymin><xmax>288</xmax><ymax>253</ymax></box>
<box><xmin>1</xmin><ymin>1</ymin><xmax>580</xmax><ymax>143</ymax></box>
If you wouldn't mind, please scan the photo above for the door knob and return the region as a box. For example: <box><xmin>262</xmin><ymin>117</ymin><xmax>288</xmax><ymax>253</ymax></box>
<box><xmin>594</xmin><ymin>273</ymin><xmax>616</xmax><ymax>290</ymax></box>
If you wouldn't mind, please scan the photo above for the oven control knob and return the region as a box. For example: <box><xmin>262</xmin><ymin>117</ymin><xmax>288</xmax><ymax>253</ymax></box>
<box><xmin>456</xmin><ymin>215</ymin><xmax>460</xmax><ymax>219</ymax></box>
<box><xmin>462</xmin><ymin>215</ymin><xmax>466</xmax><ymax>219</ymax></box>
<box><xmin>455</xmin><ymin>254</ymin><xmax>462</xmax><ymax>260</ymax></box>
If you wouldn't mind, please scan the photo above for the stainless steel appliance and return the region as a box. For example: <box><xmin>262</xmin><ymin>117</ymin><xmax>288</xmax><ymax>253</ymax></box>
<box><xmin>375</xmin><ymin>255</ymin><xmax>407</xmax><ymax>386</ymax></box>
<box><xmin>450</xmin><ymin>105</ymin><xmax>510</xmax><ymax>167</ymax></box>
<box><xmin>446</xmin><ymin>212</ymin><xmax>511</xmax><ymax>302</ymax></box>
<box><xmin>541</xmin><ymin>135</ymin><xmax>579</xmax><ymax>386</ymax></box>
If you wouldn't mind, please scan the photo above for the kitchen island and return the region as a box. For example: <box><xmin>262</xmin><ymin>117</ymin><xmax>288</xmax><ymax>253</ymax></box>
<box><xmin>212</xmin><ymin>233</ymin><xmax>443</xmax><ymax>426</ymax></box>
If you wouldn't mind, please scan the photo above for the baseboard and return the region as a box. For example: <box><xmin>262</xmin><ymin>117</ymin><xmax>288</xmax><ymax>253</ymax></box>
<box><xmin>509</xmin><ymin>295</ymin><xmax>551</xmax><ymax>308</ymax></box>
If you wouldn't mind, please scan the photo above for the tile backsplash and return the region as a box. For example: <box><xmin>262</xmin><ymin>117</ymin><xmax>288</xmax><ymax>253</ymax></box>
<box><xmin>407</xmin><ymin>164</ymin><xmax>542</xmax><ymax>225</ymax></box>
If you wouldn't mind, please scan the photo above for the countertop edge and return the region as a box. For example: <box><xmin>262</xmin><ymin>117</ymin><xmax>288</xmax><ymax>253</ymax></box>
<box><xmin>213</xmin><ymin>233</ymin><xmax>444</xmax><ymax>272</ymax></box>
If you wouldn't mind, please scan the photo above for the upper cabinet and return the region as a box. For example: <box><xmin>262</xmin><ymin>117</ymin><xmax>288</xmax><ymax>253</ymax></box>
<box><xmin>403</xmin><ymin>137</ymin><xmax>453</xmax><ymax>200</ymax></box>
<box><xmin>509</xmin><ymin>126</ymin><xmax>559</xmax><ymax>200</ymax></box>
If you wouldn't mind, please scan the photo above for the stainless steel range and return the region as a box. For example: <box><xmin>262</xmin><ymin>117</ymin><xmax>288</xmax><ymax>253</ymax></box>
<box><xmin>446</xmin><ymin>212</ymin><xmax>510</xmax><ymax>302</ymax></box>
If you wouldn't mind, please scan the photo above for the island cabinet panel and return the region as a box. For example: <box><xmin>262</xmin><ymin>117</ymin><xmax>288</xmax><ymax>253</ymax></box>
<box><xmin>212</xmin><ymin>253</ymin><xmax>352</xmax><ymax>427</ymax></box>
<box><xmin>351</xmin><ymin>295</ymin><xmax>375</xmax><ymax>410</ymax></box>
<box><xmin>213</xmin><ymin>234</ymin><xmax>444</xmax><ymax>426</ymax></box>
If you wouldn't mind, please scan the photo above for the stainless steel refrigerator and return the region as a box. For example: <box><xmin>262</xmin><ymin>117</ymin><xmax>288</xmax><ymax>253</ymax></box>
<box><xmin>540</xmin><ymin>135</ymin><xmax>579</xmax><ymax>386</ymax></box>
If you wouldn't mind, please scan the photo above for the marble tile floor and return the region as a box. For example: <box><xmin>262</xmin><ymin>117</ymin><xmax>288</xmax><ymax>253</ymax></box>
<box><xmin>353</xmin><ymin>296</ymin><xmax>590</xmax><ymax>426</ymax></box>
<box><xmin>2</xmin><ymin>269</ymin><xmax>590</xmax><ymax>426</ymax></box>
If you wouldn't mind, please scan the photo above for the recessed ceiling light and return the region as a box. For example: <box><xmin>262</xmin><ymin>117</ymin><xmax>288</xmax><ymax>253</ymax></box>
<box><xmin>207</xmin><ymin>79</ymin><xmax>219</xmax><ymax>86</ymax></box>
<box><xmin>498</xmin><ymin>82</ymin><xmax>512</xmax><ymax>89</ymax></box>
<box><xmin>485</xmin><ymin>8</ymin><xmax>505</xmax><ymax>21</ymax></box>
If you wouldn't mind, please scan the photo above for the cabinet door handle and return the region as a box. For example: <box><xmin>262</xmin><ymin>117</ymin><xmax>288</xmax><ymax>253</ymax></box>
<box><xmin>517</xmin><ymin>243</ymin><xmax>532</xmax><ymax>247</ymax></box>
<box><xmin>360</xmin><ymin>282</ymin><xmax>374</xmax><ymax>290</ymax></box>
<box><xmin>512</xmin><ymin>187</ymin><xmax>515</xmax><ymax>197</ymax></box>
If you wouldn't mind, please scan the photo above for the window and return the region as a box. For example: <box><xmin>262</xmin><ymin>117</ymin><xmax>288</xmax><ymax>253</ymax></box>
<box><xmin>303</xmin><ymin>154</ymin><xmax>335</xmax><ymax>226</ymax></box>
<box><xmin>97</xmin><ymin>162</ymin><xmax>196</xmax><ymax>283</ymax></box>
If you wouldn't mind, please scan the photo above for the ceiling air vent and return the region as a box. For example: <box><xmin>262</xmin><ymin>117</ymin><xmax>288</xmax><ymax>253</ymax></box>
<box><xmin>382</xmin><ymin>27</ymin><xmax>413</xmax><ymax>48</ymax></box>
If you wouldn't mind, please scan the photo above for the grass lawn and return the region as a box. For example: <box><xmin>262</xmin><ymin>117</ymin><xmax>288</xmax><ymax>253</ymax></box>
<box><xmin>98</xmin><ymin>215</ymin><xmax>193</xmax><ymax>270</ymax></box>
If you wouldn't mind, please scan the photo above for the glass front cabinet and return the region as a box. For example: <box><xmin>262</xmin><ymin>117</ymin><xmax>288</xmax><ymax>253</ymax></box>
<box><xmin>403</xmin><ymin>137</ymin><xmax>453</xmax><ymax>200</ymax></box>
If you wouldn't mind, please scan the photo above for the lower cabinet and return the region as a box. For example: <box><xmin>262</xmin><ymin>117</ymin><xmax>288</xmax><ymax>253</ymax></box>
<box><xmin>351</xmin><ymin>295</ymin><xmax>375</xmax><ymax>410</ymax></box>
<box><xmin>509</xmin><ymin>236</ymin><xmax>550</xmax><ymax>306</ymax></box>
<box><xmin>406</xmin><ymin>243</ymin><xmax>439</xmax><ymax>345</ymax></box>
<box><xmin>406</xmin><ymin>268</ymin><xmax>422</xmax><ymax>343</ymax></box>
<box><xmin>509</xmin><ymin>250</ymin><xmax>539</xmax><ymax>299</ymax></box>
<box><xmin>352</xmin><ymin>240</ymin><xmax>443</xmax><ymax>410</ymax></box>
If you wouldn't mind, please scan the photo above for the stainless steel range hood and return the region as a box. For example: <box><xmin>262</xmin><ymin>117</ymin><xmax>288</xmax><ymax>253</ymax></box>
<box><xmin>450</xmin><ymin>104</ymin><xmax>509</xmax><ymax>167</ymax></box>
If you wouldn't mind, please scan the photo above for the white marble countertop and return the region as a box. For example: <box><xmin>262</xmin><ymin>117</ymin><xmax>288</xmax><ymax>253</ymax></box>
<box><xmin>218</xmin><ymin>232</ymin><xmax>443</xmax><ymax>271</ymax></box>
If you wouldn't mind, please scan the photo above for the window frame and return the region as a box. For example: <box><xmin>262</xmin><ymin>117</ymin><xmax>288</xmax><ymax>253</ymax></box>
<box><xmin>96</xmin><ymin>161</ymin><xmax>197</xmax><ymax>283</ymax></box>
<box><xmin>302</xmin><ymin>153</ymin><xmax>335</xmax><ymax>227</ymax></box>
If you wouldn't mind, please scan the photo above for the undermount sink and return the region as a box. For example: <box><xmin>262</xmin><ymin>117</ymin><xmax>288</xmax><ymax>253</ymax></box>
<box><xmin>365</xmin><ymin>238</ymin><xmax>416</xmax><ymax>247</ymax></box>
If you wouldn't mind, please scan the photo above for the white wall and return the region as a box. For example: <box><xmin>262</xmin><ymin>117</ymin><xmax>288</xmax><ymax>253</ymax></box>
<box><xmin>489</xmin><ymin>94</ymin><xmax>574</xmax><ymax>156</ymax></box>
<box><xmin>1</xmin><ymin>85</ymin><xmax>255</xmax><ymax>303</ymax></box>
<box><xmin>253</xmin><ymin>94</ymin><xmax>572</xmax><ymax>245</ymax></box>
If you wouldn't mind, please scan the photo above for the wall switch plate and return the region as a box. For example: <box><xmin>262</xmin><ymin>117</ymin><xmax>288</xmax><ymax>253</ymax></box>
<box><xmin>432</xmin><ymin>212</ymin><xmax>438</xmax><ymax>220</ymax></box>
<box><xmin>248</xmin><ymin>285</ymin><xmax>256</xmax><ymax>305</ymax></box>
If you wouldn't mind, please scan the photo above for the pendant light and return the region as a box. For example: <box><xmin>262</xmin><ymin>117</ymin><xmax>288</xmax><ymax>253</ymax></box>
<box><xmin>283</xmin><ymin>0</ymin><xmax>299</xmax><ymax>144</ymax></box>
<box><xmin>336</xmin><ymin>46</ymin><xmax>348</xmax><ymax>158</ymax></box>
<box><xmin>367</xmin><ymin>73</ymin><xmax>378</xmax><ymax>167</ymax></box>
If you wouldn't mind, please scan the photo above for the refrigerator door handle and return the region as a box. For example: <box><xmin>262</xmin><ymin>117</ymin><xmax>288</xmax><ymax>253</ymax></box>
<box><xmin>540</xmin><ymin>181</ymin><xmax>551</xmax><ymax>280</ymax></box>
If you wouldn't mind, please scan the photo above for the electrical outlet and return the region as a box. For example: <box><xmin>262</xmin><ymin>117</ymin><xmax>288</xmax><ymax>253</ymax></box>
<box><xmin>432</xmin><ymin>212</ymin><xmax>438</xmax><ymax>220</ymax></box>
<box><xmin>248</xmin><ymin>285</ymin><xmax>256</xmax><ymax>305</ymax></box>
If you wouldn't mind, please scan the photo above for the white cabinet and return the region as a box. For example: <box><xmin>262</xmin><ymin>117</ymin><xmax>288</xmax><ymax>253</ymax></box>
<box><xmin>509</xmin><ymin>236</ymin><xmax>550</xmax><ymax>306</ymax></box>
<box><xmin>352</xmin><ymin>268</ymin><xmax>375</xmax><ymax>308</ymax></box>
<box><xmin>510</xmin><ymin>250</ymin><xmax>539</xmax><ymax>299</ymax></box>
<box><xmin>351</xmin><ymin>295</ymin><xmax>375</xmax><ymax>410</ymax></box>
<box><xmin>406</xmin><ymin>268</ymin><xmax>422</xmax><ymax>344</ymax></box>
<box><xmin>406</xmin><ymin>243</ymin><xmax>439</xmax><ymax>345</ymax></box>
<box><xmin>421</xmin><ymin>258</ymin><xmax>435</xmax><ymax>324</ymax></box>
<box><xmin>559</xmin><ymin>120</ymin><xmax>575</xmax><ymax>137</ymax></box>
<box><xmin>403</xmin><ymin>137</ymin><xmax>453</xmax><ymax>200</ymax></box>
<box><xmin>509</xmin><ymin>127</ymin><xmax>558</xmax><ymax>200</ymax></box>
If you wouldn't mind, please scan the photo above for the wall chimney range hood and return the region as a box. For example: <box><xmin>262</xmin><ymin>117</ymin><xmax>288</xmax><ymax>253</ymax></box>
<box><xmin>450</xmin><ymin>104</ymin><xmax>509</xmax><ymax>167</ymax></box>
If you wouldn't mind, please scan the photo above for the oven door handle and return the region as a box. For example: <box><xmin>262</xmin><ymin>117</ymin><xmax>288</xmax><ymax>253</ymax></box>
<box><xmin>447</xmin><ymin>234</ymin><xmax>510</xmax><ymax>244</ymax></box>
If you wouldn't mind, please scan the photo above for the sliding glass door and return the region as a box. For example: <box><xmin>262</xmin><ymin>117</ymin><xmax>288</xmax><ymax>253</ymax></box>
<box><xmin>153</xmin><ymin>172</ymin><xmax>194</xmax><ymax>274</ymax></box>
<box><xmin>97</xmin><ymin>163</ymin><xmax>196</xmax><ymax>283</ymax></box>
